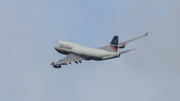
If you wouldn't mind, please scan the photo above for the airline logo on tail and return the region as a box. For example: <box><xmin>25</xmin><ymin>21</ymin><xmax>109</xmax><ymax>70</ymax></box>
<box><xmin>106</xmin><ymin>36</ymin><xmax>119</xmax><ymax>52</ymax></box>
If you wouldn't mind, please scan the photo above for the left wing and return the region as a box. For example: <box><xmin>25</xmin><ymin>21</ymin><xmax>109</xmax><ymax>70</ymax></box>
<box><xmin>98</xmin><ymin>33</ymin><xmax>148</xmax><ymax>50</ymax></box>
<box><xmin>51</xmin><ymin>54</ymin><xmax>84</xmax><ymax>68</ymax></box>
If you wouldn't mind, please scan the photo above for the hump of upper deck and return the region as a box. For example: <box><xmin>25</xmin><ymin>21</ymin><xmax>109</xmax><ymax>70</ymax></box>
<box><xmin>58</xmin><ymin>41</ymin><xmax>82</xmax><ymax>47</ymax></box>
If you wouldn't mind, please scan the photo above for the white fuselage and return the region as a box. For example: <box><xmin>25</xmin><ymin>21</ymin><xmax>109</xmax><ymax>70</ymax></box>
<box><xmin>54</xmin><ymin>41</ymin><xmax>120</xmax><ymax>60</ymax></box>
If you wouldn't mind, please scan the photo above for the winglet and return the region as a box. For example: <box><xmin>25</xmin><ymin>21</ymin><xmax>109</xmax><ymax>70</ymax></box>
<box><xmin>50</xmin><ymin>62</ymin><xmax>54</xmax><ymax>65</ymax></box>
<box><xmin>145</xmin><ymin>32</ymin><xmax>148</xmax><ymax>36</ymax></box>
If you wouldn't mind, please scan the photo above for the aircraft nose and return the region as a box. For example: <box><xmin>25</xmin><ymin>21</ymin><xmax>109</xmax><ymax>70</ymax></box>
<box><xmin>54</xmin><ymin>44</ymin><xmax>58</xmax><ymax>50</ymax></box>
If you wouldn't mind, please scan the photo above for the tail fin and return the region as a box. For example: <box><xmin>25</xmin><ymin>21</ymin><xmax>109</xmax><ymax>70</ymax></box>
<box><xmin>106</xmin><ymin>36</ymin><xmax>118</xmax><ymax>52</ymax></box>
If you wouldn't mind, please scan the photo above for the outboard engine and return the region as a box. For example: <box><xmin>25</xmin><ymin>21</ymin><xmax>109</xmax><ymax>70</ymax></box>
<box><xmin>51</xmin><ymin>62</ymin><xmax>61</xmax><ymax>68</ymax></box>
<box><xmin>53</xmin><ymin>64</ymin><xmax>61</xmax><ymax>68</ymax></box>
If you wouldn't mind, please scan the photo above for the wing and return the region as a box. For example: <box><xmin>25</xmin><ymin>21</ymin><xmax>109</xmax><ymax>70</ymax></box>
<box><xmin>98</xmin><ymin>33</ymin><xmax>148</xmax><ymax>50</ymax></box>
<box><xmin>51</xmin><ymin>54</ymin><xmax>84</xmax><ymax>68</ymax></box>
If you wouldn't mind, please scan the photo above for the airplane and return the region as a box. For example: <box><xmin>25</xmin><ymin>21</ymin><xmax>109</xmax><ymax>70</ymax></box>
<box><xmin>51</xmin><ymin>33</ymin><xmax>148</xmax><ymax>68</ymax></box>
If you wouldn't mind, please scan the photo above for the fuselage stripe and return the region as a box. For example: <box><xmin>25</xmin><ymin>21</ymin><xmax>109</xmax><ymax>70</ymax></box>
<box><xmin>59</xmin><ymin>50</ymin><xmax>102</xmax><ymax>59</ymax></box>
<box><xmin>61</xmin><ymin>50</ymin><xmax>65</xmax><ymax>54</ymax></box>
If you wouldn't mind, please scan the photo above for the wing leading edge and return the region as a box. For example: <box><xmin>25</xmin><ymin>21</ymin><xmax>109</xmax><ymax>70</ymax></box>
<box><xmin>51</xmin><ymin>54</ymin><xmax>84</xmax><ymax>68</ymax></box>
<box><xmin>98</xmin><ymin>33</ymin><xmax>148</xmax><ymax>50</ymax></box>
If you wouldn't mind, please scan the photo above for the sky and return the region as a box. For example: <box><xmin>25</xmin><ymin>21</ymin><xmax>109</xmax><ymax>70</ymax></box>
<box><xmin>0</xmin><ymin>0</ymin><xmax>180</xmax><ymax>101</ymax></box>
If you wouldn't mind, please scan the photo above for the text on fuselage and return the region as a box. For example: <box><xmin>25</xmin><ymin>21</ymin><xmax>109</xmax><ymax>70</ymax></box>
<box><xmin>60</xmin><ymin>44</ymin><xmax>72</xmax><ymax>50</ymax></box>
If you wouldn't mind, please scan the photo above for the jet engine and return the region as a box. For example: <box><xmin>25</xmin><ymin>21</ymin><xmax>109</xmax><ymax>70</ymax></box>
<box><xmin>51</xmin><ymin>62</ymin><xmax>61</xmax><ymax>68</ymax></box>
<box><xmin>53</xmin><ymin>64</ymin><xmax>61</xmax><ymax>68</ymax></box>
<box><xmin>119</xmin><ymin>46</ymin><xmax>125</xmax><ymax>48</ymax></box>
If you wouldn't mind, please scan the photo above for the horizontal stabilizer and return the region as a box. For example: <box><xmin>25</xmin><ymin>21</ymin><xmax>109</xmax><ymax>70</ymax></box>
<box><xmin>119</xmin><ymin>48</ymin><xmax>136</xmax><ymax>55</ymax></box>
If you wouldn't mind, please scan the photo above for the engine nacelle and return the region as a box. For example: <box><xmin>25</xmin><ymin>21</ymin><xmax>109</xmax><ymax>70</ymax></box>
<box><xmin>53</xmin><ymin>64</ymin><xmax>61</xmax><ymax>68</ymax></box>
<box><xmin>119</xmin><ymin>46</ymin><xmax>125</xmax><ymax>48</ymax></box>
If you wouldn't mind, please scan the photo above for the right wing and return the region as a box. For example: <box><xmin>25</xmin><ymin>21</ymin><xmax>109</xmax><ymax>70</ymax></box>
<box><xmin>51</xmin><ymin>54</ymin><xmax>84</xmax><ymax>68</ymax></box>
<box><xmin>98</xmin><ymin>33</ymin><xmax>148</xmax><ymax>50</ymax></box>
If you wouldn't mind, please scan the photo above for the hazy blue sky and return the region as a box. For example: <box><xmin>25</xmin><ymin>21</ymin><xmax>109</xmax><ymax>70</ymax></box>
<box><xmin>0</xmin><ymin>0</ymin><xmax>180</xmax><ymax>101</ymax></box>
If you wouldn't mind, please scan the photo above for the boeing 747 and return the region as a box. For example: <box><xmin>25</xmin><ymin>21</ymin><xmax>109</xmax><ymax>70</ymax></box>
<box><xmin>51</xmin><ymin>33</ymin><xmax>148</xmax><ymax>68</ymax></box>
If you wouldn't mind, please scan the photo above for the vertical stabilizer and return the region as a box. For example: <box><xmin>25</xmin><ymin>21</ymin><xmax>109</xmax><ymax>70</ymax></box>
<box><xmin>106</xmin><ymin>36</ymin><xmax>118</xmax><ymax>52</ymax></box>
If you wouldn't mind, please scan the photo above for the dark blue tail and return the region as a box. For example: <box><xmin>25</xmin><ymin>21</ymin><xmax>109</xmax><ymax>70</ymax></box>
<box><xmin>106</xmin><ymin>36</ymin><xmax>119</xmax><ymax>52</ymax></box>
